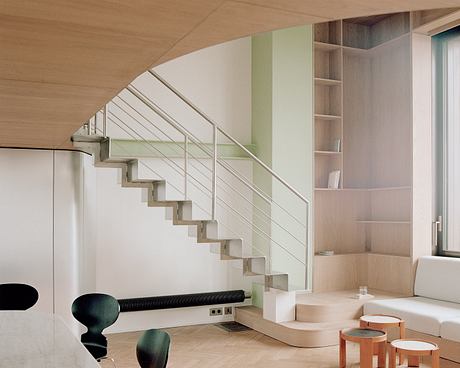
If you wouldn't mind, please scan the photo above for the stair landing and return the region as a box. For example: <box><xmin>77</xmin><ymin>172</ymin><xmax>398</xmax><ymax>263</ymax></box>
<box><xmin>296</xmin><ymin>289</ymin><xmax>404</xmax><ymax>323</ymax></box>
<box><xmin>235</xmin><ymin>306</ymin><xmax>358</xmax><ymax>348</ymax></box>
<box><xmin>236</xmin><ymin>289</ymin><xmax>404</xmax><ymax>348</ymax></box>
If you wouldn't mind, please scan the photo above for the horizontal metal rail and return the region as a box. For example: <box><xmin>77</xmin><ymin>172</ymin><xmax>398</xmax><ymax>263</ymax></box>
<box><xmin>149</xmin><ymin>70</ymin><xmax>310</xmax><ymax>205</ymax></box>
<box><xmin>111</xmin><ymin>97</ymin><xmax>306</xmax><ymax>246</ymax></box>
<box><xmin>126</xmin><ymin>84</ymin><xmax>306</xmax><ymax>229</ymax></box>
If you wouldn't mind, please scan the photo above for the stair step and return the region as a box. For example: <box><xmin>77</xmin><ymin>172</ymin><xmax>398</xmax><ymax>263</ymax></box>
<box><xmin>72</xmin><ymin>136</ymin><xmax>293</xmax><ymax>292</ymax></box>
<box><xmin>235</xmin><ymin>306</ymin><xmax>359</xmax><ymax>348</ymax></box>
<box><xmin>243</xmin><ymin>256</ymin><xmax>266</xmax><ymax>276</ymax></box>
<box><xmin>265</xmin><ymin>273</ymin><xmax>289</xmax><ymax>291</ymax></box>
<box><xmin>296</xmin><ymin>289</ymin><xmax>405</xmax><ymax>323</ymax></box>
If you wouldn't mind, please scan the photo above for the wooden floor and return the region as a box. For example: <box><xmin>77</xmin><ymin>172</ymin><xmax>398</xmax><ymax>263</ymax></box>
<box><xmin>107</xmin><ymin>324</ymin><xmax>460</xmax><ymax>368</ymax></box>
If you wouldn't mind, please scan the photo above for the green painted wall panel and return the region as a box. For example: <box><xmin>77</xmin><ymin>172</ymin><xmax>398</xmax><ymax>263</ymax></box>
<box><xmin>251</xmin><ymin>25</ymin><xmax>314</xmax><ymax>306</ymax></box>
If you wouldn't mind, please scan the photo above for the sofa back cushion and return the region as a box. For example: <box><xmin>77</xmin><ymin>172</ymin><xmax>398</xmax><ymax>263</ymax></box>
<box><xmin>415</xmin><ymin>256</ymin><xmax>460</xmax><ymax>303</ymax></box>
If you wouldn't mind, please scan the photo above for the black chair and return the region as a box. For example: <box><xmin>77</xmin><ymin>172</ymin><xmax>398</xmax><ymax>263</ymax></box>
<box><xmin>71</xmin><ymin>293</ymin><xmax>120</xmax><ymax>363</ymax></box>
<box><xmin>0</xmin><ymin>283</ymin><xmax>39</xmax><ymax>310</ymax></box>
<box><xmin>136</xmin><ymin>329</ymin><xmax>171</xmax><ymax>368</ymax></box>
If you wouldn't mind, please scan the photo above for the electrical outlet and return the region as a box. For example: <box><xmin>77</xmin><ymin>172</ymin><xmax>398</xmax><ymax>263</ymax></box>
<box><xmin>209</xmin><ymin>307</ymin><xmax>223</xmax><ymax>316</ymax></box>
<box><xmin>224</xmin><ymin>306</ymin><xmax>233</xmax><ymax>315</ymax></box>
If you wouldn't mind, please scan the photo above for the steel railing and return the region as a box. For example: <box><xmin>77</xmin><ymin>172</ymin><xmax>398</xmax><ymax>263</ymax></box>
<box><xmin>80</xmin><ymin>71</ymin><xmax>311</xmax><ymax>287</ymax></box>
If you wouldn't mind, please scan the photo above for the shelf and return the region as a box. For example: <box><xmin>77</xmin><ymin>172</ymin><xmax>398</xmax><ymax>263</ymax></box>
<box><xmin>314</xmin><ymin>41</ymin><xmax>341</xmax><ymax>51</ymax></box>
<box><xmin>314</xmin><ymin>114</ymin><xmax>342</xmax><ymax>121</ymax></box>
<box><xmin>342</xmin><ymin>46</ymin><xmax>370</xmax><ymax>57</ymax></box>
<box><xmin>367</xmin><ymin>186</ymin><xmax>411</xmax><ymax>192</ymax></box>
<box><xmin>315</xmin><ymin>252</ymin><xmax>411</xmax><ymax>259</ymax></box>
<box><xmin>314</xmin><ymin>77</ymin><xmax>342</xmax><ymax>86</ymax></box>
<box><xmin>315</xmin><ymin>186</ymin><xmax>411</xmax><ymax>192</ymax></box>
<box><xmin>315</xmin><ymin>150</ymin><xmax>342</xmax><ymax>155</ymax></box>
<box><xmin>315</xmin><ymin>188</ymin><xmax>342</xmax><ymax>191</ymax></box>
<box><xmin>356</xmin><ymin>220</ymin><xmax>411</xmax><ymax>225</ymax></box>
<box><xmin>342</xmin><ymin>33</ymin><xmax>410</xmax><ymax>56</ymax></box>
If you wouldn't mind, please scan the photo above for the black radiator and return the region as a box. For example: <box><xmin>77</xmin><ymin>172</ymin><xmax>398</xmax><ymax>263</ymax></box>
<box><xmin>118</xmin><ymin>290</ymin><xmax>246</xmax><ymax>313</ymax></box>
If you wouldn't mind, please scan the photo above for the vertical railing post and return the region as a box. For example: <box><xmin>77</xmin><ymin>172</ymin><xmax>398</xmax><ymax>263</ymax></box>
<box><xmin>103</xmin><ymin>104</ymin><xmax>108</xmax><ymax>137</ymax></box>
<box><xmin>184</xmin><ymin>135</ymin><xmax>188</xmax><ymax>200</ymax></box>
<box><xmin>92</xmin><ymin>114</ymin><xmax>97</xmax><ymax>135</ymax></box>
<box><xmin>305</xmin><ymin>202</ymin><xmax>309</xmax><ymax>290</ymax></box>
<box><xmin>211</xmin><ymin>125</ymin><xmax>217</xmax><ymax>220</ymax></box>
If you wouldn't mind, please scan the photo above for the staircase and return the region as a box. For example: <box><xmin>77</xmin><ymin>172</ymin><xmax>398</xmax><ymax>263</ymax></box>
<box><xmin>73</xmin><ymin>70</ymin><xmax>310</xmax><ymax>293</ymax></box>
<box><xmin>74</xmin><ymin>136</ymin><xmax>289</xmax><ymax>290</ymax></box>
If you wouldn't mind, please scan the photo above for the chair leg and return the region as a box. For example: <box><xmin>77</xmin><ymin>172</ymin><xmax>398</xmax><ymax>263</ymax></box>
<box><xmin>377</xmin><ymin>341</ymin><xmax>386</xmax><ymax>368</ymax></box>
<box><xmin>98</xmin><ymin>356</ymin><xmax>117</xmax><ymax>368</ymax></box>
<box><xmin>339</xmin><ymin>335</ymin><xmax>346</xmax><ymax>368</ymax></box>
<box><xmin>389</xmin><ymin>346</ymin><xmax>397</xmax><ymax>368</ymax></box>
<box><xmin>408</xmin><ymin>355</ymin><xmax>420</xmax><ymax>367</ymax></box>
<box><xmin>432</xmin><ymin>350</ymin><xmax>440</xmax><ymax>368</ymax></box>
<box><xmin>399</xmin><ymin>323</ymin><xmax>406</xmax><ymax>365</ymax></box>
<box><xmin>360</xmin><ymin>340</ymin><xmax>374</xmax><ymax>368</ymax></box>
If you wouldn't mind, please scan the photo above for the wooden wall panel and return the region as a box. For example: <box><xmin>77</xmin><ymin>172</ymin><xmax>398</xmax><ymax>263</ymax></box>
<box><xmin>314</xmin><ymin>191</ymin><xmax>369</xmax><ymax>254</ymax></box>
<box><xmin>370</xmin><ymin>35</ymin><xmax>412</xmax><ymax>188</ymax></box>
<box><xmin>343</xmin><ymin>53</ymin><xmax>372</xmax><ymax>188</ymax></box>
<box><xmin>368</xmin><ymin>225</ymin><xmax>411</xmax><ymax>256</ymax></box>
<box><xmin>367</xmin><ymin>253</ymin><xmax>413</xmax><ymax>295</ymax></box>
<box><xmin>313</xmin><ymin>253</ymin><xmax>367</xmax><ymax>292</ymax></box>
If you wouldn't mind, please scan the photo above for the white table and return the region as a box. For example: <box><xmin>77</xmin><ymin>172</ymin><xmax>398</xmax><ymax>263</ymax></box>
<box><xmin>0</xmin><ymin>311</ymin><xmax>99</xmax><ymax>368</ymax></box>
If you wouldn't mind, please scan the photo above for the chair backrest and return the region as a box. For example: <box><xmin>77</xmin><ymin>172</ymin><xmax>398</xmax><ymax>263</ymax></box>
<box><xmin>0</xmin><ymin>283</ymin><xmax>39</xmax><ymax>310</ymax></box>
<box><xmin>136</xmin><ymin>329</ymin><xmax>171</xmax><ymax>368</ymax></box>
<box><xmin>415</xmin><ymin>256</ymin><xmax>460</xmax><ymax>303</ymax></box>
<box><xmin>71</xmin><ymin>293</ymin><xmax>120</xmax><ymax>359</ymax></box>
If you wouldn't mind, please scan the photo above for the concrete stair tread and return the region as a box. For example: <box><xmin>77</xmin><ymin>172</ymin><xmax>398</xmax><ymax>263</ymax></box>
<box><xmin>73</xmin><ymin>136</ymin><xmax>292</xmax><ymax>292</ymax></box>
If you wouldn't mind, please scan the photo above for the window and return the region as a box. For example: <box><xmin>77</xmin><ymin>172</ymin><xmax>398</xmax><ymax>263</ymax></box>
<box><xmin>434</xmin><ymin>26</ymin><xmax>460</xmax><ymax>256</ymax></box>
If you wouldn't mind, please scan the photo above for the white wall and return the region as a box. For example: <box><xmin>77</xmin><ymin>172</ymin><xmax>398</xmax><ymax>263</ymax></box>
<box><xmin>94</xmin><ymin>38</ymin><xmax>254</xmax><ymax>333</ymax></box>
<box><xmin>0</xmin><ymin>149</ymin><xmax>97</xmax><ymax>334</ymax></box>
<box><xmin>95</xmin><ymin>162</ymin><xmax>253</xmax><ymax>333</ymax></box>
<box><xmin>106</xmin><ymin>37</ymin><xmax>252</xmax><ymax>145</ymax></box>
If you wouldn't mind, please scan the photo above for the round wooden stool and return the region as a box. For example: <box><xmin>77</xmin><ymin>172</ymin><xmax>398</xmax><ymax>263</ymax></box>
<box><xmin>389</xmin><ymin>339</ymin><xmax>440</xmax><ymax>368</ymax></box>
<box><xmin>340</xmin><ymin>328</ymin><xmax>387</xmax><ymax>368</ymax></box>
<box><xmin>360</xmin><ymin>314</ymin><xmax>405</xmax><ymax>364</ymax></box>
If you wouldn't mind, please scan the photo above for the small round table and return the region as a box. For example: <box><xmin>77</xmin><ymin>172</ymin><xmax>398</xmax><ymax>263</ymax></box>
<box><xmin>360</xmin><ymin>314</ymin><xmax>406</xmax><ymax>363</ymax></box>
<box><xmin>340</xmin><ymin>328</ymin><xmax>387</xmax><ymax>368</ymax></box>
<box><xmin>389</xmin><ymin>339</ymin><xmax>440</xmax><ymax>368</ymax></box>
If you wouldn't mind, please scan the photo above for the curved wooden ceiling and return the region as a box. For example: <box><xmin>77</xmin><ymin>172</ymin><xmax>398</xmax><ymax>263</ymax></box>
<box><xmin>1</xmin><ymin>0</ymin><xmax>460</xmax><ymax>148</ymax></box>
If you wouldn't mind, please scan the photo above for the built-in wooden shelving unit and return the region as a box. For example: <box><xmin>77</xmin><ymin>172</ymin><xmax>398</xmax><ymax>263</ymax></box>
<box><xmin>313</xmin><ymin>13</ymin><xmax>413</xmax><ymax>295</ymax></box>
<box><xmin>314</xmin><ymin>20</ymin><xmax>344</xmax><ymax>192</ymax></box>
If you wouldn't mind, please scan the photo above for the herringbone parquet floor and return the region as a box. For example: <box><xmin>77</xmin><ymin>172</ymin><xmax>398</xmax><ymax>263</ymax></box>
<box><xmin>106</xmin><ymin>324</ymin><xmax>460</xmax><ymax>368</ymax></box>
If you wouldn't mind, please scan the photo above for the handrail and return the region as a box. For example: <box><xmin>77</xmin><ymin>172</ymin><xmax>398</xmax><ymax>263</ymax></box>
<box><xmin>111</xmin><ymin>96</ymin><xmax>307</xmax><ymax>246</ymax></box>
<box><xmin>103</xmin><ymin>119</ymin><xmax>304</xmax><ymax>264</ymax></box>
<box><xmin>149</xmin><ymin>70</ymin><xmax>310</xmax><ymax>205</ymax></box>
<box><xmin>125</xmin><ymin>85</ymin><xmax>307</xmax><ymax>228</ymax></box>
<box><xmin>84</xmin><ymin>72</ymin><xmax>312</xmax><ymax>285</ymax></box>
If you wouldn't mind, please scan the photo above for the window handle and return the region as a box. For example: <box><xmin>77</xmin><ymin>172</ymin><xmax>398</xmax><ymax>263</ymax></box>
<box><xmin>432</xmin><ymin>216</ymin><xmax>442</xmax><ymax>247</ymax></box>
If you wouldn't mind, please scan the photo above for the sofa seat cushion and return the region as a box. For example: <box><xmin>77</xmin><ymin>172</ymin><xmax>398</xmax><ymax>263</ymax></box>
<box><xmin>441</xmin><ymin>317</ymin><xmax>460</xmax><ymax>342</ymax></box>
<box><xmin>364</xmin><ymin>297</ymin><xmax>460</xmax><ymax>336</ymax></box>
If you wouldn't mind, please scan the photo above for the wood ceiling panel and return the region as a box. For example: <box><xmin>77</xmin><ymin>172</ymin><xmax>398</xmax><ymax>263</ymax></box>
<box><xmin>0</xmin><ymin>0</ymin><xmax>223</xmax><ymax>41</ymax></box>
<box><xmin>156</xmin><ymin>1</ymin><xmax>329</xmax><ymax>65</ymax></box>
<box><xmin>0</xmin><ymin>15</ymin><xmax>171</xmax><ymax>89</ymax></box>
<box><xmin>0</xmin><ymin>79</ymin><xmax>115</xmax><ymax>147</ymax></box>
<box><xmin>238</xmin><ymin>0</ymin><xmax>460</xmax><ymax>19</ymax></box>
<box><xmin>0</xmin><ymin>0</ymin><xmax>459</xmax><ymax>148</ymax></box>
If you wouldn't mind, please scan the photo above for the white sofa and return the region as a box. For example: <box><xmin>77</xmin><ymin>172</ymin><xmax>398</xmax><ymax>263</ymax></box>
<box><xmin>364</xmin><ymin>256</ymin><xmax>460</xmax><ymax>348</ymax></box>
